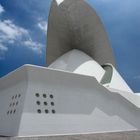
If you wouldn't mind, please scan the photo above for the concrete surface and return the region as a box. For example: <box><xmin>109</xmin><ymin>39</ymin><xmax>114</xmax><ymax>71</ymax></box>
<box><xmin>47</xmin><ymin>0</ymin><xmax>115</xmax><ymax>66</ymax></box>
<box><xmin>1</xmin><ymin>65</ymin><xmax>140</xmax><ymax>136</ymax></box>
<box><xmin>1</xmin><ymin>131</ymin><xmax>140</xmax><ymax>140</ymax></box>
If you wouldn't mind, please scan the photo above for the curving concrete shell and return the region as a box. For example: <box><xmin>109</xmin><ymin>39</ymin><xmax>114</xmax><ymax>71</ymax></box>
<box><xmin>47</xmin><ymin>0</ymin><xmax>115</xmax><ymax>66</ymax></box>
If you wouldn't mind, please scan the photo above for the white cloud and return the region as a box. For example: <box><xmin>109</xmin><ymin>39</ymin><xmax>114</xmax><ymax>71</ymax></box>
<box><xmin>0</xmin><ymin>19</ymin><xmax>29</xmax><ymax>57</ymax></box>
<box><xmin>0</xmin><ymin>20</ymin><xmax>29</xmax><ymax>41</ymax></box>
<box><xmin>56</xmin><ymin>0</ymin><xmax>64</xmax><ymax>5</ymax></box>
<box><xmin>0</xmin><ymin>44</ymin><xmax>8</xmax><ymax>60</ymax></box>
<box><xmin>0</xmin><ymin>44</ymin><xmax>8</xmax><ymax>51</ymax></box>
<box><xmin>23</xmin><ymin>40</ymin><xmax>43</xmax><ymax>54</ymax></box>
<box><xmin>0</xmin><ymin>4</ymin><xmax>4</xmax><ymax>14</ymax></box>
<box><xmin>0</xmin><ymin>19</ymin><xmax>44</xmax><ymax>59</ymax></box>
<box><xmin>134</xmin><ymin>75</ymin><xmax>140</xmax><ymax>80</ymax></box>
<box><xmin>38</xmin><ymin>21</ymin><xmax>48</xmax><ymax>33</ymax></box>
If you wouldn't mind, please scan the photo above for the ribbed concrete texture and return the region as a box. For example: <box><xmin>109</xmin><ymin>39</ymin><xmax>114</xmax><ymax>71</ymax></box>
<box><xmin>1</xmin><ymin>131</ymin><xmax>140</xmax><ymax>140</ymax></box>
<box><xmin>47</xmin><ymin>0</ymin><xmax>115</xmax><ymax>66</ymax></box>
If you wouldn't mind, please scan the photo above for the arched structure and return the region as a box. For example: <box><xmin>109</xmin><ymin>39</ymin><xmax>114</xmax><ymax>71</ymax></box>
<box><xmin>47</xmin><ymin>0</ymin><xmax>115</xmax><ymax>66</ymax></box>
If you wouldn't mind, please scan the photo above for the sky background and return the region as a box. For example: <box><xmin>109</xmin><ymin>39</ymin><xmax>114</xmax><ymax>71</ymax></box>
<box><xmin>0</xmin><ymin>0</ymin><xmax>140</xmax><ymax>92</ymax></box>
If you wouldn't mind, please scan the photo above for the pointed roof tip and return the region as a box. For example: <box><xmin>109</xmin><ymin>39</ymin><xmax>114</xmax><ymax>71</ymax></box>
<box><xmin>54</xmin><ymin>0</ymin><xmax>86</xmax><ymax>6</ymax></box>
<box><xmin>47</xmin><ymin>0</ymin><xmax>116</xmax><ymax>66</ymax></box>
<box><xmin>55</xmin><ymin>0</ymin><xmax>64</xmax><ymax>5</ymax></box>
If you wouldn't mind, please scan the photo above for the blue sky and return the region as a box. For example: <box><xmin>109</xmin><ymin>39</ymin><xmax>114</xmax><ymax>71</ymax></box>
<box><xmin>0</xmin><ymin>0</ymin><xmax>140</xmax><ymax>92</ymax></box>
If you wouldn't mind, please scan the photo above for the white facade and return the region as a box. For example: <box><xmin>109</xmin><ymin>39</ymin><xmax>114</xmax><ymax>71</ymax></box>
<box><xmin>0</xmin><ymin>64</ymin><xmax>140</xmax><ymax>136</ymax></box>
<box><xmin>49</xmin><ymin>49</ymin><xmax>133</xmax><ymax>93</ymax></box>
